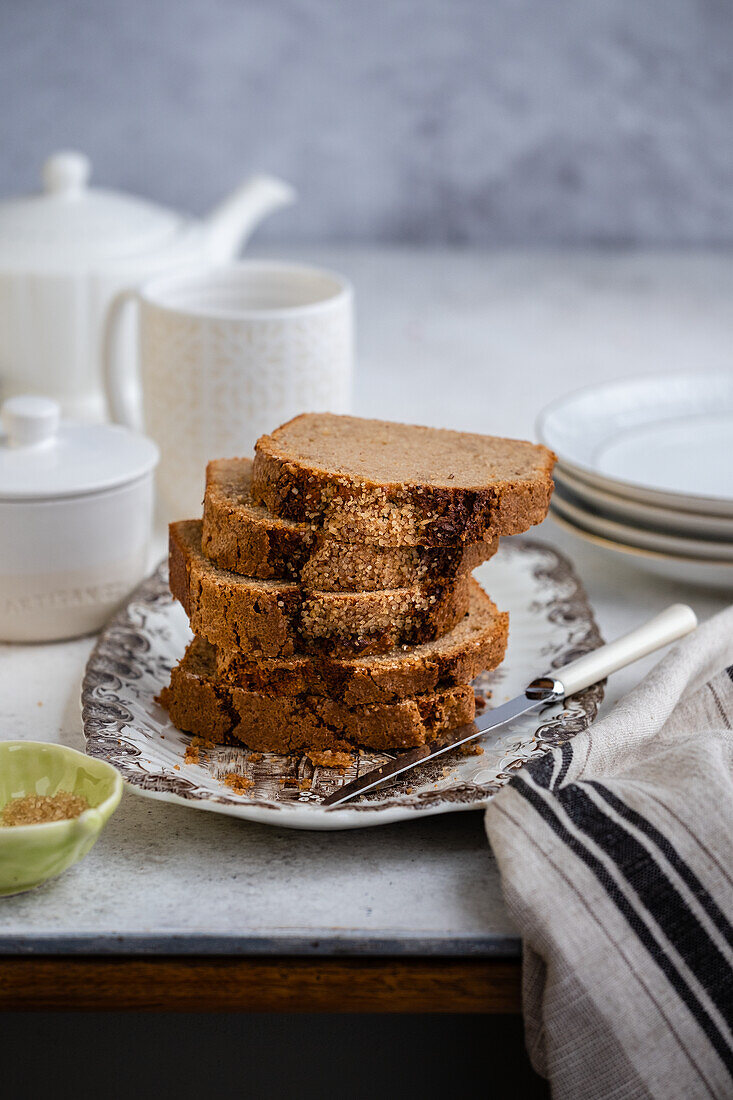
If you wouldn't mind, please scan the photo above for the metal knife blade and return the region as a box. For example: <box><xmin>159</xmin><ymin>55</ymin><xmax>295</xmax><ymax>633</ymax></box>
<box><xmin>320</xmin><ymin>602</ymin><xmax>700</xmax><ymax>808</ymax></box>
<box><xmin>321</xmin><ymin>682</ymin><xmax>560</xmax><ymax>808</ymax></box>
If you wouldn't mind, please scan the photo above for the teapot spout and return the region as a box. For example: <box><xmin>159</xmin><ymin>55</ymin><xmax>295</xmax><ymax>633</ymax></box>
<box><xmin>203</xmin><ymin>174</ymin><xmax>296</xmax><ymax>263</ymax></box>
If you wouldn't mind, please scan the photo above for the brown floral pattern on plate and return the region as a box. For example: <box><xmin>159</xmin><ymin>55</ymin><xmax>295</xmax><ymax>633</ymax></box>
<box><xmin>81</xmin><ymin>539</ymin><xmax>603</xmax><ymax>830</ymax></box>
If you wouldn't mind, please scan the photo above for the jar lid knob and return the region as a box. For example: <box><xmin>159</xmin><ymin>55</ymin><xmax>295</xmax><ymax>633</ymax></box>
<box><xmin>1</xmin><ymin>395</ymin><xmax>61</xmax><ymax>448</ymax></box>
<box><xmin>42</xmin><ymin>151</ymin><xmax>91</xmax><ymax>196</ymax></box>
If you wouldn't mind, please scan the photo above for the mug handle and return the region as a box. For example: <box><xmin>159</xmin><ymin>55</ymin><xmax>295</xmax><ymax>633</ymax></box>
<box><xmin>103</xmin><ymin>288</ymin><xmax>142</xmax><ymax>429</ymax></box>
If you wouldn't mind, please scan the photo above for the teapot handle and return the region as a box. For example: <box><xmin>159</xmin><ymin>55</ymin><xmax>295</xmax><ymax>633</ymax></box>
<box><xmin>103</xmin><ymin>289</ymin><xmax>143</xmax><ymax>429</ymax></box>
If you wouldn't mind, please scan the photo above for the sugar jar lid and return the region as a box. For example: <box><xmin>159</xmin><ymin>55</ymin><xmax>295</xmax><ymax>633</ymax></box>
<box><xmin>0</xmin><ymin>396</ymin><xmax>159</xmax><ymax>500</ymax></box>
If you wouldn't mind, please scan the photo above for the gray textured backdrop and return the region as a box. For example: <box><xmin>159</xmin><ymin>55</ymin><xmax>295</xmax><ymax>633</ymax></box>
<box><xmin>2</xmin><ymin>0</ymin><xmax>733</xmax><ymax>245</ymax></box>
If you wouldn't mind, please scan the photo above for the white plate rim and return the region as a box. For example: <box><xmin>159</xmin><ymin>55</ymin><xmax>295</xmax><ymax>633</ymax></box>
<box><xmin>552</xmin><ymin>490</ymin><xmax>733</xmax><ymax>562</ymax></box>
<box><xmin>537</xmin><ymin>370</ymin><xmax>733</xmax><ymax>515</ymax></box>
<box><xmin>555</xmin><ymin>459</ymin><xmax>733</xmax><ymax>519</ymax></box>
<box><xmin>554</xmin><ymin>465</ymin><xmax>733</xmax><ymax>541</ymax></box>
<box><xmin>550</xmin><ymin>507</ymin><xmax>733</xmax><ymax>570</ymax></box>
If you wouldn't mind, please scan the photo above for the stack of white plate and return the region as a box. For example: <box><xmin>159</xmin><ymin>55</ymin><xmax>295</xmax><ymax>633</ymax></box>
<box><xmin>536</xmin><ymin>372</ymin><xmax>733</xmax><ymax>590</ymax></box>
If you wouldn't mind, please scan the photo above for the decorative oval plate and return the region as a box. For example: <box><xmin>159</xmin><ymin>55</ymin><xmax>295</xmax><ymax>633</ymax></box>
<box><xmin>82</xmin><ymin>540</ymin><xmax>603</xmax><ymax>831</ymax></box>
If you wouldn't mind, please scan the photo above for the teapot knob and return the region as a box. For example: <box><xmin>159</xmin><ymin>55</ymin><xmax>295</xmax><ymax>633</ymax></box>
<box><xmin>42</xmin><ymin>151</ymin><xmax>91</xmax><ymax>196</ymax></box>
<box><xmin>1</xmin><ymin>396</ymin><xmax>60</xmax><ymax>448</ymax></box>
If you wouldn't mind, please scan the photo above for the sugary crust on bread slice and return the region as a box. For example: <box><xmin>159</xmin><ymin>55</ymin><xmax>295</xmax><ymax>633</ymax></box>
<box><xmin>159</xmin><ymin>636</ymin><xmax>477</xmax><ymax>753</ymax></box>
<box><xmin>216</xmin><ymin>582</ymin><xmax>508</xmax><ymax>705</ymax></box>
<box><xmin>202</xmin><ymin>458</ymin><xmax>317</xmax><ymax>579</ymax></box>
<box><xmin>202</xmin><ymin>457</ymin><xmax>497</xmax><ymax>589</ymax></box>
<box><xmin>170</xmin><ymin>519</ymin><xmax>471</xmax><ymax>659</ymax></box>
<box><xmin>252</xmin><ymin>413</ymin><xmax>556</xmax><ymax>546</ymax></box>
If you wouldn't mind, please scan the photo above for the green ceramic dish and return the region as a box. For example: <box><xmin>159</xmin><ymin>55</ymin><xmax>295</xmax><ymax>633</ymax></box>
<box><xmin>0</xmin><ymin>741</ymin><xmax>123</xmax><ymax>896</ymax></box>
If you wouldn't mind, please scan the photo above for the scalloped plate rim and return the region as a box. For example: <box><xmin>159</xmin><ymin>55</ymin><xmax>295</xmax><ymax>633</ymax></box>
<box><xmin>82</xmin><ymin>538</ymin><xmax>605</xmax><ymax>831</ymax></box>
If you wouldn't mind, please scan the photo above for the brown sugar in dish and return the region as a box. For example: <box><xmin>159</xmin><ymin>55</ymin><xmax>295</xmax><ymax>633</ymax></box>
<box><xmin>1</xmin><ymin>791</ymin><xmax>89</xmax><ymax>826</ymax></box>
<box><xmin>251</xmin><ymin>413</ymin><xmax>556</xmax><ymax>546</ymax></box>
<box><xmin>159</xmin><ymin>636</ymin><xmax>477</xmax><ymax>754</ymax></box>
<box><xmin>170</xmin><ymin>519</ymin><xmax>471</xmax><ymax>659</ymax></box>
<box><xmin>216</xmin><ymin>583</ymin><xmax>509</xmax><ymax>705</ymax></box>
<box><xmin>202</xmin><ymin>457</ymin><xmax>497</xmax><ymax>589</ymax></box>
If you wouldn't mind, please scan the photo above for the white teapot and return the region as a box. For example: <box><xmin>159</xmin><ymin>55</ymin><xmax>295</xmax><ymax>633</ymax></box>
<box><xmin>0</xmin><ymin>151</ymin><xmax>295</xmax><ymax>420</ymax></box>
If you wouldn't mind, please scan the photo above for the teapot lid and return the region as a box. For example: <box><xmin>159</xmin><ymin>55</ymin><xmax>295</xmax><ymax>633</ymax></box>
<box><xmin>0</xmin><ymin>396</ymin><xmax>159</xmax><ymax>500</ymax></box>
<box><xmin>0</xmin><ymin>152</ymin><xmax>185</xmax><ymax>269</ymax></box>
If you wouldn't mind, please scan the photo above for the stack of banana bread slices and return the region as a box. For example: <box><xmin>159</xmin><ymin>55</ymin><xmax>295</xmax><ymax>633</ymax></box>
<box><xmin>160</xmin><ymin>413</ymin><xmax>556</xmax><ymax>756</ymax></box>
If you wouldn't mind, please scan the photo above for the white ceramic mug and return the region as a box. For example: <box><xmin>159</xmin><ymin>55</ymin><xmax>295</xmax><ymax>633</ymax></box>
<box><xmin>103</xmin><ymin>261</ymin><xmax>353</xmax><ymax>519</ymax></box>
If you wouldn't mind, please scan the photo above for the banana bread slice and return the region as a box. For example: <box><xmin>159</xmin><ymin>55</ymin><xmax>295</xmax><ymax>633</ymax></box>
<box><xmin>202</xmin><ymin>457</ymin><xmax>497</xmax><ymax>589</ymax></box>
<box><xmin>252</xmin><ymin>413</ymin><xmax>556</xmax><ymax>546</ymax></box>
<box><xmin>216</xmin><ymin>582</ymin><xmax>508</xmax><ymax>705</ymax></box>
<box><xmin>159</xmin><ymin>636</ymin><xmax>476</xmax><ymax>753</ymax></box>
<box><xmin>170</xmin><ymin>520</ymin><xmax>471</xmax><ymax>659</ymax></box>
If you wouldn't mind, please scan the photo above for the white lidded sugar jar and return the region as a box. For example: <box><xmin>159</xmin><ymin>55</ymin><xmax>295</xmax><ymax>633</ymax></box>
<box><xmin>0</xmin><ymin>395</ymin><xmax>159</xmax><ymax>642</ymax></box>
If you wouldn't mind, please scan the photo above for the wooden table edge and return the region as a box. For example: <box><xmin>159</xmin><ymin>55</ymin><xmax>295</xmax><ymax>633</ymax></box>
<box><xmin>0</xmin><ymin>955</ymin><xmax>521</xmax><ymax>1013</ymax></box>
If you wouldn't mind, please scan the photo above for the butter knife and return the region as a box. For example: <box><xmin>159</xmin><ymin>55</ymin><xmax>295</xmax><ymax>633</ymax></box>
<box><xmin>321</xmin><ymin>603</ymin><xmax>697</xmax><ymax>808</ymax></box>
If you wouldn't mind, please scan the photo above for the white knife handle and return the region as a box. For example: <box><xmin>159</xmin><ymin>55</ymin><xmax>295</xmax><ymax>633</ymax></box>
<box><xmin>553</xmin><ymin>604</ymin><xmax>698</xmax><ymax>697</ymax></box>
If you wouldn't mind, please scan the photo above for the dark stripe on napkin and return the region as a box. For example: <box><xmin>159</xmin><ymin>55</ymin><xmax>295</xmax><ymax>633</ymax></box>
<box><xmin>587</xmin><ymin>780</ymin><xmax>733</xmax><ymax>949</ymax></box>
<box><xmin>513</xmin><ymin>774</ymin><xmax>733</xmax><ymax>1076</ymax></box>
<box><xmin>555</xmin><ymin>782</ymin><xmax>733</xmax><ymax>1036</ymax></box>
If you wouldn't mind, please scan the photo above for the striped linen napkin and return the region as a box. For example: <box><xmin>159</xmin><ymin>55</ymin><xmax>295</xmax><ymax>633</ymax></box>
<box><xmin>486</xmin><ymin>604</ymin><xmax>733</xmax><ymax>1099</ymax></box>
